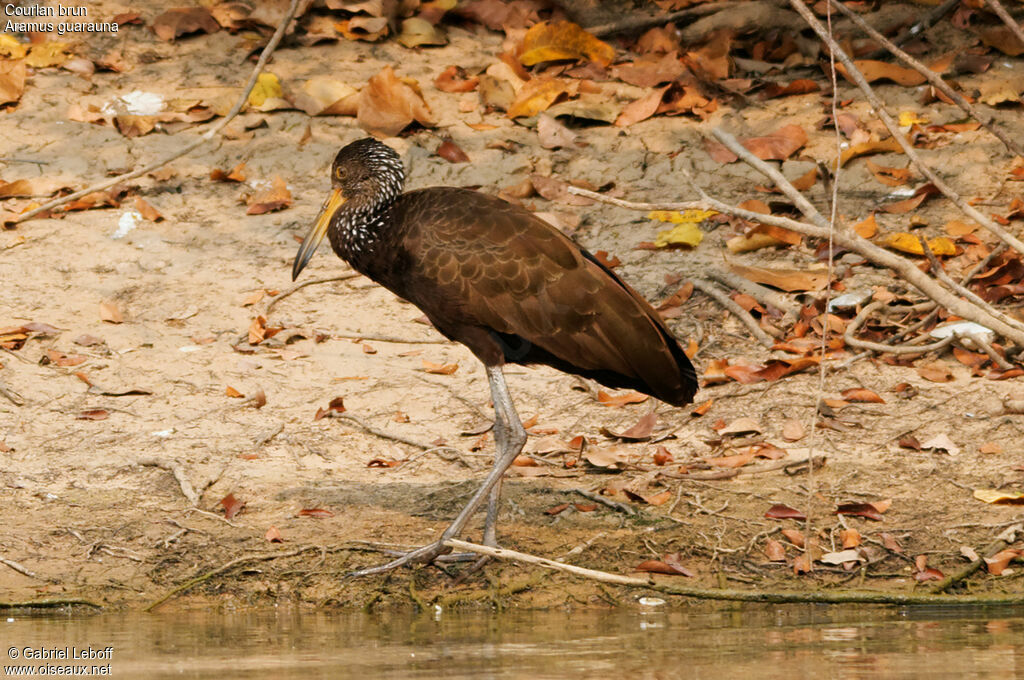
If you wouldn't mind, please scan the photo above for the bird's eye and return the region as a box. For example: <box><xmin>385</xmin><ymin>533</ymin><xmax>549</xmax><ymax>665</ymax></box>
<box><xmin>335</xmin><ymin>167</ymin><xmax>346</xmax><ymax>180</ymax></box>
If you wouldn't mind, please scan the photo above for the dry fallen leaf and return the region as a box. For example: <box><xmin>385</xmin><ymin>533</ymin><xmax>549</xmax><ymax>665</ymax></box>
<box><xmin>596</xmin><ymin>390</ymin><xmax>649</xmax><ymax>407</ymax></box>
<box><xmin>0</xmin><ymin>59</ymin><xmax>26</xmax><ymax>106</ymax></box>
<box><xmin>265</xmin><ymin>526</ymin><xmax>284</xmax><ymax>543</ymax></box>
<box><xmin>246</xmin><ymin>176</ymin><xmax>292</xmax><ymax>215</ymax></box>
<box><xmin>219</xmin><ymin>493</ymin><xmax>244</xmax><ymax>519</ymax></box>
<box><xmin>436</xmin><ymin>139</ymin><xmax>469</xmax><ymax>163</ymax></box>
<box><xmin>152</xmin><ymin>8</ymin><xmax>220</xmax><ymax>41</ymax></box>
<box><xmin>729</xmin><ymin>263</ymin><xmax>828</xmax><ymax>292</ymax></box>
<box><xmin>357</xmin><ymin>66</ymin><xmax>435</xmax><ymax>138</ymax></box>
<box><xmin>765</xmin><ymin>504</ymin><xmax>806</xmax><ymax>520</ymax></box>
<box><xmin>422</xmin><ymin>359</ymin><xmax>458</xmax><ymax>375</ymax></box>
<box><xmin>519</xmin><ymin>21</ymin><xmax>615</xmax><ymax>67</ymax></box>
<box><xmin>99</xmin><ymin>301</ymin><xmax>123</xmax><ymax>324</ymax></box>
<box><xmin>764</xmin><ymin>538</ymin><xmax>787</xmax><ymax>561</ymax></box>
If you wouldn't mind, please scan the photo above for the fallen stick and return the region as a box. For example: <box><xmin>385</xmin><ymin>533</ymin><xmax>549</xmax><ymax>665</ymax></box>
<box><xmin>789</xmin><ymin>0</ymin><xmax>1024</xmax><ymax>258</ymax></box>
<box><xmin>692</xmin><ymin>278</ymin><xmax>777</xmax><ymax>347</ymax></box>
<box><xmin>706</xmin><ymin>266</ymin><xmax>799</xmax><ymax>317</ymax></box>
<box><xmin>829</xmin><ymin>0</ymin><xmax>1023</xmax><ymax>156</ymax></box>
<box><xmin>930</xmin><ymin>523</ymin><xmax>1022</xmax><ymax>593</ymax></box>
<box><xmin>137</xmin><ymin>457</ymin><xmax>200</xmax><ymax>506</ymax></box>
<box><xmin>844</xmin><ymin>300</ymin><xmax>954</xmax><ymax>355</ymax></box>
<box><xmin>13</xmin><ymin>0</ymin><xmax>302</xmax><ymax>224</ymax></box>
<box><xmin>442</xmin><ymin>538</ymin><xmax>1024</xmax><ymax>605</ymax></box>
<box><xmin>0</xmin><ymin>598</ymin><xmax>102</xmax><ymax>610</ymax></box>
<box><xmin>983</xmin><ymin>0</ymin><xmax>1024</xmax><ymax>49</ymax></box>
<box><xmin>0</xmin><ymin>556</ymin><xmax>46</xmax><ymax>581</ymax></box>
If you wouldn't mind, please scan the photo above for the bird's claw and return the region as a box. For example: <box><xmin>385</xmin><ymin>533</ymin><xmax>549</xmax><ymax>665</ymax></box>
<box><xmin>347</xmin><ymin>539</ymin><xmax>456</xmax><ymax>578</ymax></box>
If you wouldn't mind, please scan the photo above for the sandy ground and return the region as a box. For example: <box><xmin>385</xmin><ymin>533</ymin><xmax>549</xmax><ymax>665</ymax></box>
<box><xmin>1</xmin><ymin>2</ymin><xmax>1023</xmax><ymax>610</ymax></box>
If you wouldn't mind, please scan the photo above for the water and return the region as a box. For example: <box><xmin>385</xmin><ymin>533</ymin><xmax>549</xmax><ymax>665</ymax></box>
<box><xmin>3</xmin><ymin>604</ymin><xmax>1022</xmax><ymax>679</ymax></box>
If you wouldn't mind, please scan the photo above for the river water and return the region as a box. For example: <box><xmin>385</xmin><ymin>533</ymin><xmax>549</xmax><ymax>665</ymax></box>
<box><xmin>3</xmin><ymin>603</ymin><xmax>1022</xmax><ymax>678</ymax></box>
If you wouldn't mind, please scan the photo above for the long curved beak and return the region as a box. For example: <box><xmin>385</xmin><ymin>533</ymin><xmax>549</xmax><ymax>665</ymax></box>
<box><xmin>292</xmin><ymin>188</ymin><xmax>346</xmax><ymax>281</ymax></box>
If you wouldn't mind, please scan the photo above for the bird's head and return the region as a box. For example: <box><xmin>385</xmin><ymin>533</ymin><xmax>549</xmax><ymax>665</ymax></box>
<box><xmin>292</xmin><ymin>138</ymin><xmax>406</xmax><ymax>280</ymax></box>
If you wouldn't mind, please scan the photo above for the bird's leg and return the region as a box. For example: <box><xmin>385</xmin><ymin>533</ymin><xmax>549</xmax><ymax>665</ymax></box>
<box><xmin>348</xmin><ymin>364</ymin><xmax>526</xmax><ymax>577</ymax></box>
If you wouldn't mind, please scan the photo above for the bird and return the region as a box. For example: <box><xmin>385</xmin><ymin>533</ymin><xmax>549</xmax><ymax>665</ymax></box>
<box><xmin>292</xmin><ymin>137</ymin><xmax>698</xmax><ymax>576</ymax></box>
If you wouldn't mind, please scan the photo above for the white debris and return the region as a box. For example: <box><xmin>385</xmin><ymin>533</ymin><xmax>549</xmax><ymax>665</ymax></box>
<box><xmin>637</xmin><ymin>596</ymin><xmax>666</xmax><ymax>607</ymax></box>
<box><xmin>113</xmin><ymin>210</ymin><xmax>141</xmax><ymax>239</ymax></box>
<box><xmin>929</xmin><ymin>321</ymin><xmax>995</xmax><ymax>348</ymax></box>
<box><xmin>102</xmin><ymin>90</ymin><xmax>165</xmax><ymax>117</ymax></box>
<box><xmin>827</xmin><ymin>290</ymin><xmax>871</xmax><ymax>311</ymax></box>
<box><xmin>889</xmin><ymin>187</ymin><xmax>916</xmax><ymax>198</ymax></box>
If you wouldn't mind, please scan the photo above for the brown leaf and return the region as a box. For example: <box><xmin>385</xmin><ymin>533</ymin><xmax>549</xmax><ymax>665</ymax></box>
<box><xmin>358</xmin><ymin>66</ymin><xmax>435</xmax><ymax>138</ymax></box>
<box><xmin>841</xmin><ymin>388</ymin><xmax>885</xmax><ymax>403</ymax></box>
<box><xmin>979</xmin><ymin>441</ymin><xmax>1002</xmax><ymax>455</ymax></box>
<box><xmin>265</xmin><ymin>526</ymin><xmax>284</xmax><ymax>543</ymax></box>
<box><xmin>77</xmin><ymin>409</ymin><xmax>109</xmax><ymax>421</ymax></box>
<box><xmin>583</xmin><ymin>445</ymin><xmax>632</xmax><ymax>469</ymax></box>
<box><xmin>742</xmin><ymin>124</ymin><xmax>808</xmax><ymax>161</ymax></box>
<box><xmin>536</xmin><ymin>113</ymin><xmax>578</xmax><ymax>149</ymax></box>
<box><xmin>837</xmin><ymin>55</ymin><xmax>951</xmax><ymax>87</ymax></box>
<box><xmin>225</xmin><ymin>386</ymin><xmax>244</xmax><ymax>398</ymax></box>
<box><xmin>246</xmin><ymin>176</ymin><xmax>292</xmax><ymax>215</ymax></box>
<box><xmin>839</xmin><ymin>136</ymin><xmax>904</xmax><ymax>167</ymax></box>
<box><xmin>781</xmin><ymin>528</ymin><xmax>805</xmax><ymax>548</ymax></box>
<box><xmin>916</xmin><ymin>361</ymin><xmax>955</xmax><ymax>383</ymax></box>
<box><xmin>368</xmin><ymin>458</ymin><xmax>401</xmax><ymax>467</ymax></box>
<box><xmin>596</xmin><ymin>390</ymin><xmax>649</xmax><ymax>407</ymax></box>
<box><xmin>545</xmin><ymin>503</ymin><xmax>570</xmax><ymax>515</ymax></box>
<box><xmin>760</xmin><ymin>78</ymin><xmax>820</xmax><ymax>99</ymax></box>
<box><xmin>765</xmin><ymin>504</ymin><xmax>806</xmax><ymax>520</ymax></box>
<box><xmin>73</xmin><ymin>334</ymin><xmax>104</xmax><ymax>347</ymax></box>
<box><xmin>519</xmin><ymin>21</ymin><xmax>615</xmax><ymax>67</ymax></box>
<box><xmin>151</xmin><ymin>8</ymin><xmax>220</xmax><ymax>41</ymax></box>
<box><xmin>653</xmin><ymin>446</ymin><xmax>674</xmax><ymax>465</ymax></box>
<box><xmin>708</xmin><ymin>450</ymin><xmax>755</xmax><ymax>468</ymax></box>
<box><xmin>313</xmin><ymin>396</ymin><xmax>346</xmax><ymax>421</ymax></box>
<box><xmin>615</xmin><ymin>86</ymin><xmax>668</xmax><ymax>127</ymax></box>
<box><xmin>422</xmin><ymin>360</ymin><xmax>458</xmax><ymax>375</ymax></box>
<box><xmin>45</xmin><ymin>350</ymin><xmax>86</xmax><ymax>367</ymax></box>
<box><xmin>978</xmin><ymin>25</ymin><xmax>1024</xmax><ymax>56</ymax></box>
<box><xmin>436</xmin><ymin>139</ymin><xmax>469</xmax><ymax>163</ymax></box>
<box><xmin>434</xmin><ymin>65</ymin><xmax>479</xmax><ymax>93</ymax></box>
<box><xmin>219</xmin><ymin>493</ymin><xmax>244</xmax><ymax>519</ymax></box>
<box><xmin>0</xmin><ymin>59</ymin><xmax>26</xmax><ymax>106</ymax></box>
<box><xmin>880</xmin><ymin>532</ymin><xmax>903</xmax><ymax>554</ymax></box>
<box><xmin>297</xmin><ymin>508</ymin><xmax>334</xmax><ymax>518</ymax></box>
<box><xmin>99</xmin><ymin>301</ymin><xmax>123</xmax><ymax>324</ymax></box>
<box><xmin>601</xmin><ymin>411</ymin><xmax>657</xmax><ymax>441</ymax></box>
<box><xmin>134</xmin><ymin>197</ymin><xmax>164</xmax><ymax>222</ymax></box>
<box><xmin>782</xmin><ymin>419</ymin><xmax>805</xmax><ymax>442</ymax></box>
<box><xmin>865</xmin><ymin>159</ymin><xmax>912</xmax><ymax>187</ymax></box>
<box><xmin>764</xmin><ymin>538</ymin><xmax>787</xmax><ymax>561</ymax></box>
<box><xmin>729</xmin><ymin>262</ymin><xmax>828</xmax><ymax>292</ymax></box>
<box><xmin>793</xmin><ymin>553</ymin><xmax>813</xmax><ymax>574</ymax></box>
<box><xmin>840</xmin><ymin>528</ymin><xmax>862</xmax><ymax>549</ymax></box>
<box><xmin>635</xmin><ymin>558</ymin><xmax>694</xmax><ymax>577</ymax></box>
<box><xmin>836</xmin><ymin>501</ymin><xmax>888</xmax><ymax>521</ymax></box>
<box><xmin>211</xmin><ymin>162</ymin><xmax>247</xmax><ymax>183</ymax></box>
<box><xmin>611</xmin><ymin>52</ymin><xmax>687</xmax><ymax>88</ymax></box>
<box><xmin>984</xmin><ymin>549</ymin><xmax>1023</xmax><ymax>575</ymax></box>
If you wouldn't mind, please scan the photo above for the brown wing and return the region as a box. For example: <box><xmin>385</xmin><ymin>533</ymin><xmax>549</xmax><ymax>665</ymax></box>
<box><xmin>387</xmin><ymin>188</ymin><xmax>697</xmax><ymax>406</ymax></box>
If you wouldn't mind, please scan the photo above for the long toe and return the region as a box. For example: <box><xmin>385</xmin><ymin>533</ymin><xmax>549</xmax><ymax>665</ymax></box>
<box><xmin>347</xmin><ymin>539</ymin><xmax>453</xmax><ymax>578</ymax></box>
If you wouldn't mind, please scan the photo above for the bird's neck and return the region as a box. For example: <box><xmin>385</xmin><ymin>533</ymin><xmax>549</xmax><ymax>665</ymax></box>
<box><xmin>328</xmin><ymin>190</ymin><xmax>399</xmax><ymax>269</ymax></box>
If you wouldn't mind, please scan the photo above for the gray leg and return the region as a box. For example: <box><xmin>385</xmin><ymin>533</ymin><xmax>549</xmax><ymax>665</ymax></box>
<box><xmin>348</xmin><ymin>364</ymin><xmax>526</xmax><ymax>577</ymax></box>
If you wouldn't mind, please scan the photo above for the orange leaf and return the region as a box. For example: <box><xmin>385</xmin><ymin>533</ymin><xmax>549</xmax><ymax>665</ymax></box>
<box><xmin>520</xmin><ymin>21</ymin><xmax>615</xmax><ymax>67</ymax></box>
<box><xmin>852</xmin><ymin>214</ymin><xmax>878</xmax><ymax>238</ymax></box>
<box><xmin>840</xmin><ymin>388</ymin><xmax>885</xmax><ymax>403</ymax></box>
<box><xmin>422</xmin><ymin>359</ymin><xmax>458</xmax><ymax>375</ymax></box>
<box><xmin>596</xmin><ymin>390</ymin><xmax>649</xmax><ymax>407</ymax></box>
<box><xmin>507</xmin><ymin>77</ymin><xmax>573</xmax><ymax>118</ymax></box>
<box><xmin>99</xmin><ymin>301</ymin><xmax>123</xmax><ymax>324</ymax></box>
<box><xmin>225</xmin><ymin>386</ymin><xmax>244</xmax><ymax>398</ymax></box>
<box><xmin>265</xmin><ymin>526</ymin><xmax>283</xmax><ymax>542</ymax></box>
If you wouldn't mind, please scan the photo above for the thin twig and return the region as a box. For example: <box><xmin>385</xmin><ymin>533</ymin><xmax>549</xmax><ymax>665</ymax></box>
<box><xmin>0</xmin><ymin>556</ymin><xmax>46</xmax><ymax>581</ymax></box>
<box><xmin>862</xmin><ymin>0</ymin><xmax>960</xmax><ymax>59</ymax></box>
<box><xmin>931</xmin><ymin>523</ymin><xmax>1022</xmax><ymax>593</ymax></box>
<box><xmin>137</xmin><ymin>457</ymin><xmax>200</xmax><ymax>506</ymax></box>
<box><xmin>13</xmin><ymin>0</ymin><xmax>302</xmax><ymax>224</ymax></box>
<box><xmin>983</xmin><ymin>0</ymin><xmax>1024</xmax><ymax>49</ymax></box>
<box><xmin>0</xmin><ymin>598</ymin><xmax>102</xmax><ymax>610</ymax></box>
<box><xmin>692</xmin><ymin>278</ymin><xmax>776</xmax><ymax>347</ymax></box>
<box><xmin>146</xmin><ymin>546</ymin><xmax>320</xmax><ymax>611</ymax></box>
<box><xmin>569</xmin><ymin>166</ymin><xmax>1024</xmax><ymax>349</ymax></box>
<box><xmin>706</xmin><ymin>266</ymin><xmax>799</xmax><ymax>317</ymax></box>
<box><xmin>443</xmin><ymin>538</ymin><xmax>1024</xmax><ymax>605</ymax></box>
<box><xmin>587</xmin><ymin>1</ymin><xmax>738</xmax><ymax>36</ymax></box>
<box><xmin>789</xmin><ymin>0</ymin><xmax>1024</xmax><ymax>258</ymax></box>
<box><xmin>963</xmin><ymin>330</ymin><xmax>1014</xmax><ymax>371</ymax></box>
<box><xmin>264</xmin><ymin>273</ymin><xmax>359</xmax><ymax>315</ymax></box>
<box><xmin>332</xmin><ymin>333</ymin><xmax>451</xmax><ymax>344</ymax></box>
<box><xmin>844</xmin><ymin>300</ymin><xmax>954</xmax><ymax>355</ymax></box>
<box><xmin>0</xmin><ymin>380</ymin><xmax>24</xmax><ymax>406</ymax></box>
<box><xmin>830</xmin><ymin>0</ymin><xmax>1022</xmax><ymax>156</ymax></box>
<box><xmin>335</xmin><ymin>413</ymin><xmax>470</xmax><ymax>465</ymax></box>
<box><xmin>573</xmin><ymin>488</ymin><xmax>638</xmax><ymax>516</ymax></box>
<box><xmin>919</xmin><ymin>235</ymin><xmax>1024</xmax><ymax>334</ymax></box>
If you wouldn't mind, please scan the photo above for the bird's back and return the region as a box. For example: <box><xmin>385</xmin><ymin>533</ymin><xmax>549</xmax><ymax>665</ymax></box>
<box><xmin>368</xmin><ymin>187</ymin><xmax>697</xmax><ymax>406</ymax></box>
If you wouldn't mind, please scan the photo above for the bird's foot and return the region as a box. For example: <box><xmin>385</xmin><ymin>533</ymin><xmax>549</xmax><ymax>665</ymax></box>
<box><xmin>347</xmin><ymin>539</ymin><xmax>460</xmax><ymax>578</ymax></box>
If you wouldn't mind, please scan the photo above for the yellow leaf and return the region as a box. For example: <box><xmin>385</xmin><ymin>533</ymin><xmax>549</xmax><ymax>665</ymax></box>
<box><xmin>247</xmin><ymin>72</ymin><xmax>283</xmax><ymax>108</ymax></box>
<box><xmin>0</xmin><ymin>34</ymin><xmax>27</xmax><ymax>59</ymax></box>
<box><xmin>647</xmin><ymin>209</ymin><xmax>717</xmax><ymax>224</ymax></box>
<box><xmin>898</xmin><ymin>111</ymin><xmax>928</xmax><ymax>126</ymax></box>
<box><xmin>25</xmin><ymin>42</ymin><xmax>71</xmax><ymax>68</ymax></box>
<box><xmin>654</xmin><ymin>222</ymin><xmax>703</xmax><ymax>248</ymax></box>
<box><xmin>520</xmin><ymin>21</ymin><xmax>615</xmax><ymax>67</ymax></box>
<box><xmin>506</xmin><ymin>78</ymin><xmax>572</xmax><ymax>118</ymax></box>
<box><xmin>852</xmin><ymin>214</ymin><xmax>878</xmax><ymax>238</ymax></box>
<box><xmin>974</xmin><ymin>488</ymin><xmax>1024</xmax><ymax>504</ymax></box>
<box><xmin>880</xmin><ymin>232</ymin><xmax>956</xmax><ymax>256</ymax></box>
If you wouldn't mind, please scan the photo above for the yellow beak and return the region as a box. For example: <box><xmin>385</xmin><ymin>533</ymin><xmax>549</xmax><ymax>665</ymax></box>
<box><xmin>292</xmin><ymin>188</ymin><xmax>346</xmax><ymax>281</ymax></box>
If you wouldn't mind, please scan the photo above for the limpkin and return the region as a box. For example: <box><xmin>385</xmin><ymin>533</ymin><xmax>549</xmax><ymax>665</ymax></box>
<box><xmin>292</xmin><ymin>138</ymin><xmax>698</xmax><ymax>575</ymax></box>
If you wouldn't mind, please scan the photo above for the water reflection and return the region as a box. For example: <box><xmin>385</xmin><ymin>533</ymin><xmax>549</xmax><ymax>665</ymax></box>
<box><xmin>3</xmin><ymin>604</ymin><xmax>1021</xmax><ymax>679</ymax></box>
